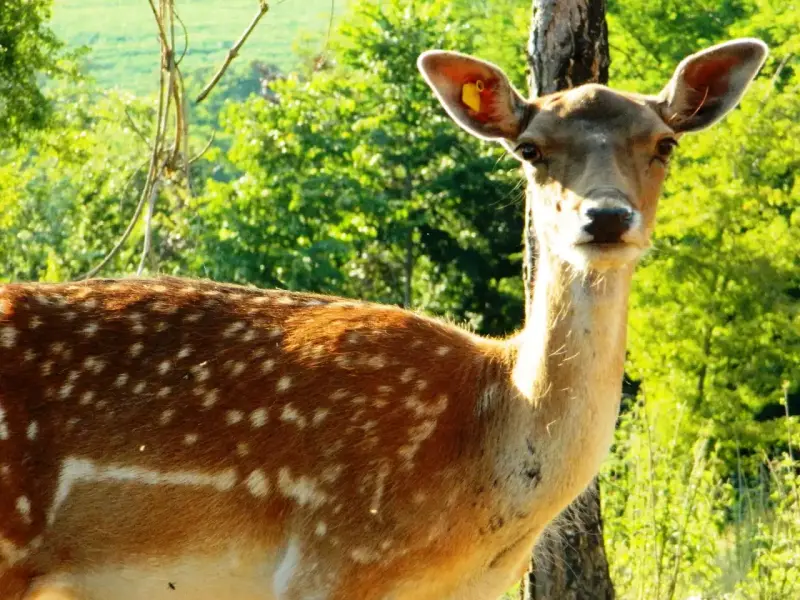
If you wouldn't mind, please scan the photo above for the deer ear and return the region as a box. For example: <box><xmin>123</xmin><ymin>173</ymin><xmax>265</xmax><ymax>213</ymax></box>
<box><xmin>656</xmin><ymin>38</ymin><xmax>768</xmax><ymax>133</ymax></box>
<box><xmin>418</xmin><ymin>50</ymin><xmax>530</xmax><ymax>141</ymax></box>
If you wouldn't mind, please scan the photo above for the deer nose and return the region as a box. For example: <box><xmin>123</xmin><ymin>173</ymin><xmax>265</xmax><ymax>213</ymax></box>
<box><xmin>583</xmin><ymin>207</ymin><xmax>634</xmax><ymax>243</ymax></box>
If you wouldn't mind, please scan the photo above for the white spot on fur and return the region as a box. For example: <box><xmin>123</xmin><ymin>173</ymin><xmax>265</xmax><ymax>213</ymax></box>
<box><xmin>315</xmin><ymin>522</ymin><xmax>327</xmax><ymax>537</ymax></box>
<box><xmin>277</xmin><ymin>376</ymin><xmax>292</xmax><ymax>393</ymax></box>
<box><xmin>157</xmin><ymin>386</ymin><xmax>171</xmax><ymax>399</ymax></box>
<box><xmin>367</xmin><ymin>354</ymin><xmax>386</xmax><ymax>369</ymax></box>
<box><xmin>191</xmin><ymin>361</ymin><xmax>210</xmax><ymax>382</ymax></box>
<box><xmin>351</xmin><ymin>547</ymin><xmax>380</xmax><ymax>564</ymax></box>
<box><xmin>202</xmin><ymin>389</ymin><xmax>219</xmax><ymax>408</ymax></box>
<box><xmin>225</xmin><ymin>410</ymin><xmax>244</xmax><ymax>425</ymax></box>
<box><xmin>280</xmin><ymin>404</ymin><xmax>307</xmax><ymax>428</ymax></box>
<box><xmin>183</xmin><ymin>433</ymin><xmax>199</xmax><ymax>446</ymax></box>
<box><xmin>436</xmin><ymin>346</ymin><xmax>452</xmax><ymax>356</ymax></box>
<box><xmin>312</xmin><ymin>408</ymin><xmax>330</xmax><ymax>426</ymax></box>
<box><xmin>80</xmin><ymin>391</ymin><xmax>95</xmax><ymax>406</ymax></box>
<box><xmin>268</xmin><ymin>326</ymin><xmax>283</xmax><ymax>338</ymax></box>
<box><xmin>81</xmin><ymin>322</ymin><xmax>99</xmax><ymax>337</ymax></box>
<box><xmin>250</xmin><ymin>408</ymin><xmax>268</xmax><ymax>428</ymax></box>
<box><xmin>133</xmin><ymin>381</ymin><xmax>146</xmax><ymax>395</ymax></box>
<box><xmin>41</xmin><ymin>360</ymin><xmax>53</xmax><ymax>376</ymax></box>
<box><xmin>158</xmin><ymin>360</ymin><xmax>172</xmax><ymax>375</ymax></box>
<box><xmin>30</xmin><ymin>316</ymin><xmax>42</xmax><ymax>329</ymax></box>
<box><xmin>16</xmin><ymin>496</ymin><xmax>31</xmax><ymax>523</ymax></box>
<box><xmin>129</xmin><ymin>342</ymin><xmax>144</xmax><ymax>358</ymax></box>
<box><xmin>83</xmin><ymin>356</ymin><xmax>106</xmax><ymax>375</ymax></box>
<box><xmin>1</xmin><ymin>326</ymin><xmax>18</xmax><ymax>348</ymax></box>
<box><xmin>370</xmin><ymin>461</ymin><xmax>390</xmax><ymax>515</ymax></box>
<box><xmin>245</xmin><ymin>469</ymin><xmax>269</xmax><ymax>498</ymax></box>
<box><xmin>26</xmin><ymin>421</ymin><xmax>38</xmax><ymax>441</ymax></box>
<box><xmin>400</xmin><ymin>367</ymin><xmax>416</xmax><ymax>383</ymax></box>
<box><xmin>224</xmin><ymin>321</ymin><xmax>246</xmax><ymax>337</ymax></box>
<box><xmin>261</xmin><ymin>358</ymin><xmax>276</xmax><ymax>373</ymax></box>
<box><xmin>177</xmin><ymin>345</ymin><xmax>193</xmax><ymax>359</ymax></box>
<box><xmin>159</xmin><ymin>409</ymin><xmax>176</xmax><ymax>426</ymax></box>
<box><xmin>0</xmin><ymin>407</ymin><xmax>9</xmax><ymax>440</ymax></box>
<box><xmin>58</xmin><ymin>382</ymin><xmax>74</xmax><ymax>400</ymax></box>
<box><xmin>277</xmin><ymin>468</ymin><xmax>328</xmax><ymax>508</ymax></box>
<box><xmin>227</xmin><ymin>361</ymin><xmax>246</xmax><ymax>377</ymax></box>
<box><xmin>398</xmin><ymin>420</ymin><xmax>438</xmax><ymax>466</ymax></box>
<box><xmin>330</xmin><ymin>389</ymin><xmax>348</xmax><ymax>401</ymax></box>
<box><xmin>114</xmin><ymin>373</ymin><xmax>129</xmax><ymax>388</ymax></box>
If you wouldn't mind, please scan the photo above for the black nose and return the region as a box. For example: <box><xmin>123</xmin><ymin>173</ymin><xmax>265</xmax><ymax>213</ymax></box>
<box><xmin>583</xmin><ymin>207</ymin><xmax>634</xmax><ymax>243</ymax></box>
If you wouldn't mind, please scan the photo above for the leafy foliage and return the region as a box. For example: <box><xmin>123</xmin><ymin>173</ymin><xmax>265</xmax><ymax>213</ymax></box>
<box><xmin>188</xmin><ymin>0</ymin><xmax>526</xmax><ymax>333</ymax></box>
<box><xmin>0</xmin><ymin>0</ymin><xmax>76</xmax><ymax>143</ymax></box>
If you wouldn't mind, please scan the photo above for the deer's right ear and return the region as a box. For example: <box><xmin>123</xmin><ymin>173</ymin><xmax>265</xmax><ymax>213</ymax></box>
<box><xmin>418</xmin><ymin>51</ymin><xmax>530</xmax><ymax>141</ymax></box>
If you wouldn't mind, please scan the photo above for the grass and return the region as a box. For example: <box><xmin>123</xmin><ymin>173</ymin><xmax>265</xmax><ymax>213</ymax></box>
<box><xmin>51</xmin><ymin>0</ymin><xmax>348</xmax><ymax>94</ymax></box>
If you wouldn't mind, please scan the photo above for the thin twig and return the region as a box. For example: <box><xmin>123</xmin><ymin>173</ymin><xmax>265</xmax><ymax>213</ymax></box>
<box><xmin>324</xmin><ymin>0</ymin><xmax>335</xmax><ymax>55</ymax></box>
<box><xmin>137</xmin><ymin>177</ymin><xmax>161</xmax><ymax>275</ymax></box>
<box><xmin>195</xmin><ymin>0</ymin><xmax>270</xmax><ymax>103</ymax></box>
<box><xmin>123</xmin><ymin>106</ymin><xmax>151</xmax><ymax>146</ymax></box>
<box><xmin>174</xmin><ymin>8</ymin><xmax>190</xmax><ymax>64</ymax></box>
<box><xmin>79</xmin><ymin>162</ymin><xmax>149</xmax><ymax>280</ymax></box>
<box><xmin>189</xmin><ymin>131</ymin><xmax>216</xmax><ymax>165</ymax></box>
<box><xmin>79</xmin><ymin>0</ymin><xmax>190</xmax><ymax>280</ymax></box>
<box><xmin>148</xmin><ymin>0</ymin><xmax>171</xmax><ymax>50</ymax></box>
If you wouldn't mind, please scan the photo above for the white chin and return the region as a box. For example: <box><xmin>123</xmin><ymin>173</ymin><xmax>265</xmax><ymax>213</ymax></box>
<box><xmin>560</xmin><ymin>243</ymin><xmax>643</xmax><ymax>272</ymax></box>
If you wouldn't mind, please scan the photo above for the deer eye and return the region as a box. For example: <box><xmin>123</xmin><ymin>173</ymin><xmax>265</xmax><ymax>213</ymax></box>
<box><xmin>656</xmin><ymin>138</ymin><xmax>678</xmax><ymax>160</ymax></box>
<box><xmin>516</xmin><ymin>143</ymin><xmax>543</xmax><ymax>163</ymax></box>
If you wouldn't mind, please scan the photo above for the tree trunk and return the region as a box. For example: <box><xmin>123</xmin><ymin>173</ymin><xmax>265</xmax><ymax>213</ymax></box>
<box><xmin>521</xmin><ymin>1</ymin><xmax>615</xmax><ymax>599</ymax></box>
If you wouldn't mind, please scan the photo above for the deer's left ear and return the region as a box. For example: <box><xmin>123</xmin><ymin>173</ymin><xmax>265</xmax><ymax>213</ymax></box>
<box><xmin>418</xmin><ymin>50</ymin><xmax>530</xmax><ymax>141</ymax></box>
<box><xmin>656</xmin><ymin>38</ymin><xmax>768</xmax><ymax>133</ymax></box>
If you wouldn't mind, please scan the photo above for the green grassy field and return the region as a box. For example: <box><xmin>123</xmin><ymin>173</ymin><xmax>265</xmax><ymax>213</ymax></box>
<box><xmin>51</xmin><ymin>0</ymin><xmax>346</xmax><ymax>94</ymax></box>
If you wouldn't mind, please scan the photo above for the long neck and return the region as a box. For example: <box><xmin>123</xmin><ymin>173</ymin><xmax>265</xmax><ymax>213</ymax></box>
<box><xmin>511</xmin><ymin>244</ymin><xmax>632</xmax><ymax>499</ymax></box>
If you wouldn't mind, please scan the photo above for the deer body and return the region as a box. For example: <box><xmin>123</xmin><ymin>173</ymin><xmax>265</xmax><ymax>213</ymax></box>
<box><xmin>1</xmin><ymin>275</ymin><xmax>616</xmax><ymax>599</ymax></box>
<box><xmin>1</xmin><ymin>37</ymin><xmax>766</xmax><ymax>599</ymax></box>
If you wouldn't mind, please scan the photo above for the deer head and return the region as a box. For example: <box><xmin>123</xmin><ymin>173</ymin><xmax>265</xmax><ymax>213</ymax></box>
<box><xmin>418</xmin><ymin>39</ymin><xmax>768</xmax><ymax>272</ymax></box>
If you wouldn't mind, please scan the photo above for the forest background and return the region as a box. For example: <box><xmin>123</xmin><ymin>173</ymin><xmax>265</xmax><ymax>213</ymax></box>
<box><xmin>1</xmin><ymin>0</ymin><xmax>798</xmax><ymax>598</ymax></box>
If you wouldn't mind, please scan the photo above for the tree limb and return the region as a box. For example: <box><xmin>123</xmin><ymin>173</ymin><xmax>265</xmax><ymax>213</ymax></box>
<box><xmin>78</xmin><ymin>161</ymin><xmax>150</xmax><ymax>280</ymax></box>
<box><xmin>195</xmin><ymin>1</ymin><xmax>270</xmax><ymax>103</ymax></box>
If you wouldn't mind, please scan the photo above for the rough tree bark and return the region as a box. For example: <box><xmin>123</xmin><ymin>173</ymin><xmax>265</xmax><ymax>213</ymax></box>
<box><xmin>521</xmin><ymin>1</ymin><xmax>615</xmax><ymax>599</ymax></box>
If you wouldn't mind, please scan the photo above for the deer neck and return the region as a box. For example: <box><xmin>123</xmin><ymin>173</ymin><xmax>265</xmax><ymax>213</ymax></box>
<box><xmin>508</xmin><ymin>244</ymin><xmax>632</xmax><ymax>515</ymax></box>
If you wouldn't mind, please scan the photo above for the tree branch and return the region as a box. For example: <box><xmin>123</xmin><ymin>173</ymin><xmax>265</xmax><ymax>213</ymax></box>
<box><xmin>195</xmin><ymin>1</ymin><xmax>270</xmax><ymax>103</ymax></box>
<box><xmin>78</xmin><ymin>161</ymin><xmax>149</xmax><ymax>280</ymax></box>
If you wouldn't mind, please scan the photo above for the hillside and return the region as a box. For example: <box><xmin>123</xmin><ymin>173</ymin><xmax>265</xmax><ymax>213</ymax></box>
<box><xmin>51</xmin><ymin>0</ymin><xmax>347</xmax><ymax>94</ymax></box>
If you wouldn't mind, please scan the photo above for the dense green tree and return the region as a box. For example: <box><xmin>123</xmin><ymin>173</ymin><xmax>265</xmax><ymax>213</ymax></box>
<box><xmin>191</xmin><ymin>0</ymin><xmax>526</xmax><ymax>334</ymax></box>
<box><xmin>0</xmin><ymin>0</ymin><xmax>75</xmax><ymax>143</ymax></box>
<box><xmin>600</xmin><ymin>1</ymin><xmax>799</xmax><ymax>596</ymax></box>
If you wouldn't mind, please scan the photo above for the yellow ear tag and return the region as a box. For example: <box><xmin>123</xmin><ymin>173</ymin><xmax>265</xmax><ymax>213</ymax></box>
<box><xmin>461</xmin><ymin>79</ymin><xmax>484</xmax><ymax>112</ymax></box>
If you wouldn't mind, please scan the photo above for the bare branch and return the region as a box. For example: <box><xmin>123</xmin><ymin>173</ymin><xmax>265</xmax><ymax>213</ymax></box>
<box><xmin>79</xmin><ymin>162</ymin><xmax>149</xmax><ymax>280</ymax></box>
<box><xmin>123</xmin><ymin>106</ymin><xmax>151</xmax><ymax>147</ymax></box>
<box><xmin>137</xmin><ymin>177</ymin><xmax>162</xmax><ymax>275</ymax></box>
<box><xmin>189</xmin><ymin>131</ymin><xmax>216</xmax><ymax>165</ymax></box>
<box><xmin>195</xmin><ymin>1</ymin><xmax>270</xmax><ymax>103</ymax></box>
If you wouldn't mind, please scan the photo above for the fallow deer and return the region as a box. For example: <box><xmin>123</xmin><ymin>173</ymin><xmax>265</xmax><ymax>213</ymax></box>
<box><xmin>0</xmin><ymin>38</ymin><xmax>767</xmax><ymax>599</ymax></box>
